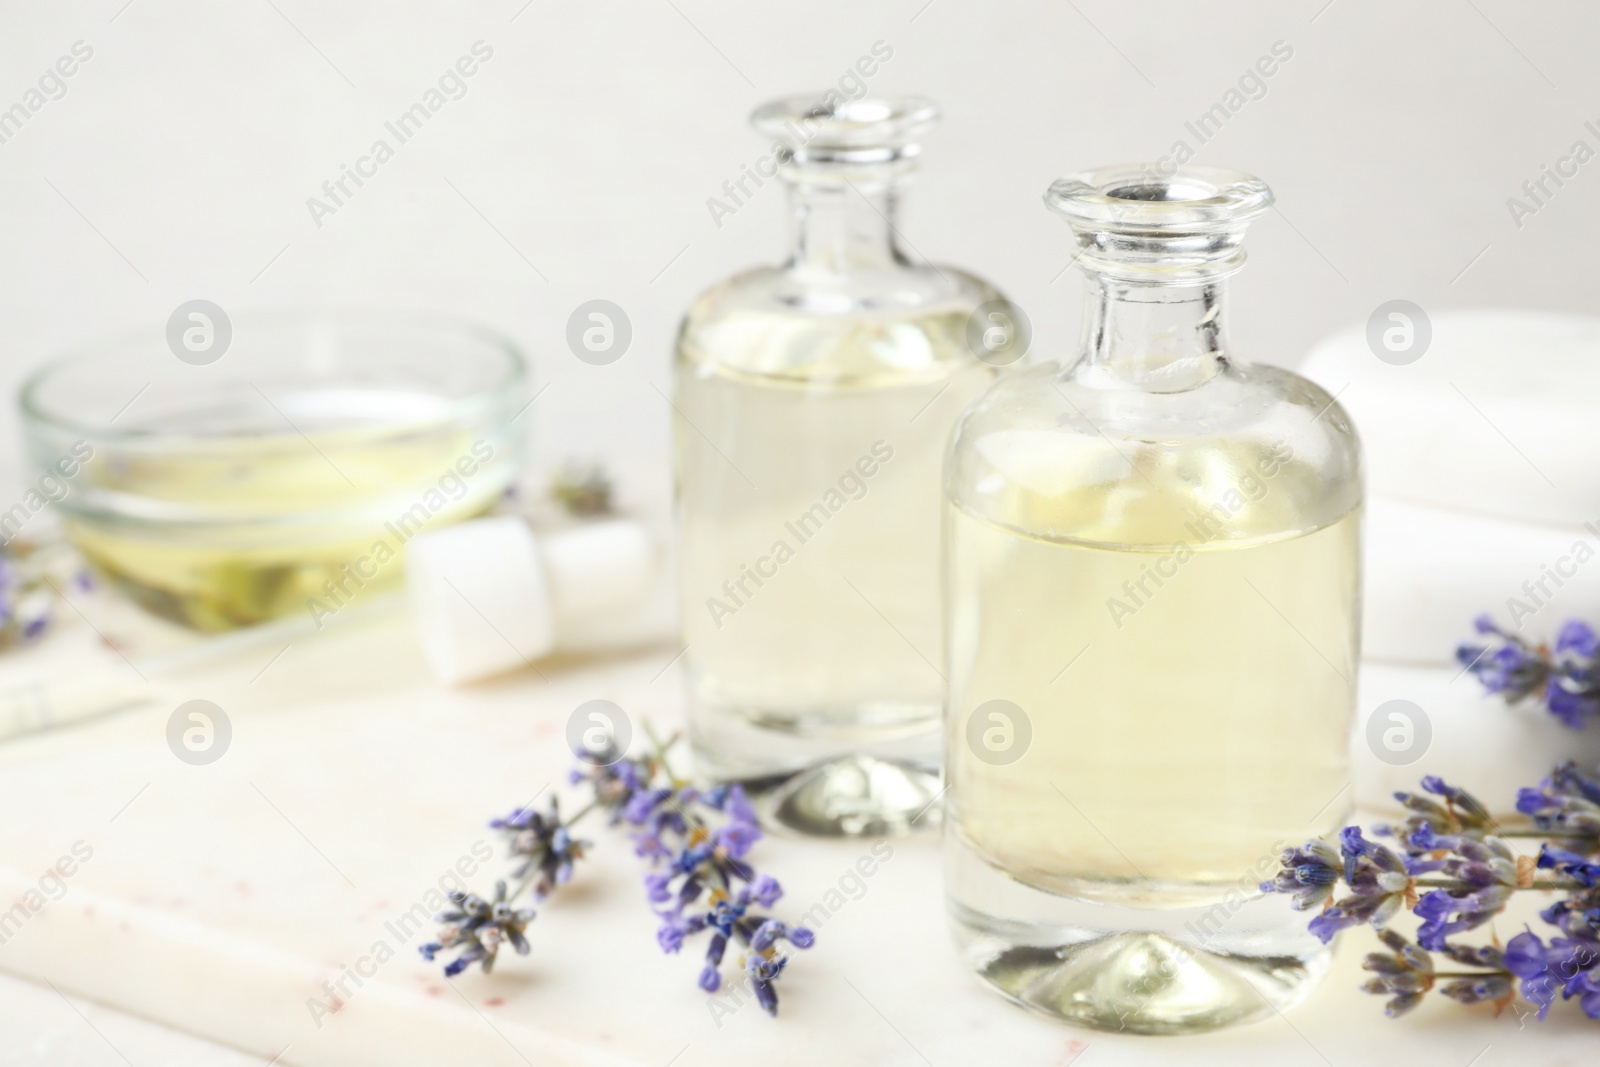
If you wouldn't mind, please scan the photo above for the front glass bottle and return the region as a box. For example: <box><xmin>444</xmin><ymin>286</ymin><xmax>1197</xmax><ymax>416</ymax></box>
<box><xmin>673</xmin><ymin>96</ymin><xmax>1020</xmax><ymax>836</ymax></box>
<box><xmin>943</xmin><ymin>167</ymin><xmax>1362</xmax><ymax>1032</ymax></box>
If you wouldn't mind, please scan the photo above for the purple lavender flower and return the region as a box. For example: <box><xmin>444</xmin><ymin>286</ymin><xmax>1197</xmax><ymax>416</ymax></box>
<box><xmin>725</xmin><ymin>785</ymin><xmax>759</xmax><ymax>825</ymax></box>
<box><xmin>751</xmin><ymin>874</ymin><xmax>783</xmax><ymax>909</ymax></box>
<box><xmin>1461</xmin><ymin>615</ymin><xmax>1600</xmax><ymax>729</ymax></box>
<box><xmin>657</xmin><ymin>923</ymin><xmax>686</xmax><ymax>954</ymax></box>
<box><xmin>615</xmin><ymin>773</ymin><xmax>814</xmax><ymax>1013</ymax></box>
<box><xmin>1457</xmin><ymin>615</ymin><xmax>1550</xmax><ymax>700</ymax></box>
<box><xmin>625</xmin><ymin>786</ymin><xmax>676</xmax><ymax>826</ymax></box>
<box><xmin>1395</xmin><ymin>809</ymin><xmax>1522</xmax><ymax>950</ymax></box>
<box><xmin>1558</xmin><ymin>620</ymin><xmax>1600</xmax><ymax>660</ymax></box>
<box><xmin>1262</xmin><ymin>829</ymin><xmax>1414</xmax><ymax>942</ymax></box>
<box><xmin>571</xmin><ymin>754</ymin><xmax>653</xmax><ymax>818</ymax></box>
<box><xmin>1415</xmin><ymin>776</ymin><xmax>1492</xmax><ymax>819</ymax></box>
<box><xmin>1414</xmin><ymin>884</ymin><xmax>1515</xmax><ymax>951</ymax></box>
<box><xmin>1380</xmin><ymin>775</ymin><xmax>1495</xmax><ymax>852</ymax></box>
<box><xmin>644</xmin><ymin>871</ymin><xmax>674</xmax><ymax>904</ymax></box>
<box><xmin>1437</xmin><ymin>973</ymin><xmax>1514</xmax><ymax>1007</ymax></box>
<box><xmin>750</xmin><ymin>918</ymin><xmax>812</xmax><ymax>951</ymax></box>
<box><xmin>1439</xmin><ymin>941</ymin><xmax>1507</xmax><ymax>971</ymax></box>
<box><xmin>631</xmin><ymin>826</ymin><xmax>675</xmax><ymax>861</ymax></box>
<box><xmin>1547</xmin><ymin>683</ymin><xmax>1600</xmax><ymax>730</ymax></box>
<box><xmin>642</xmin><ymin>785</ymin><xmax>761</xmax><ymax>915</ymax></box>
<box><xmin>1301</xmin><ymin>828</ymin><xmax>1413</xmax><ymax>943</ymax></box>
<box><xmin>1294</xmin><ymin>768</ymin><xmax>1600</xmax><ymax>1024</ymax></box>
<box><xmin>1504</xmin><ymin>930</ymin><xmax>1562</xmax><ymax>1018</ymax></box>
<box><xmin>490</xmin><ymin>798</ymin><xmax>588</xmax><ymax>900</ymax></box>
<box><xmin>1260</xmin><ymin>840</ymin><xmax>1342</xmax><ymax>911</ymax></box>
<box><xmin>1361</xmin><ymin>929</ymin><xmax>1518</xmax><ymax>1016</ymax></box>
<box><xmin>747</xmin><ymin>955</ymin><xmax>785</xmax><ymax>1013</ymax></box>
<box><xmin>0</xmin><ymin>545</ymin><xmax>73</xmax><ymax>650</ymax></box>
<box><xmin>1438</xmin><ymin>940</ymin><xmax>1515</xmax><ymax>1008</ymax></box>
<box><xmin>656</xmin><ymin>913</ymin><xmax>705</xmax><ymax>955</ymax></box>
<box><xmin>678</xmin><ymin>890</ymin><xmax>815</xmax><ymax>1016</ymax></box>
<box><xmin>418</xmin><ymin>879</ymin><xmax>535</xmax><ymax>977</ymax></box>
<box><xmin>1360</xmin><ymin>929</ymin><xmax>1435</xmax><ymax>1018</ymax></box>
<box><xmin>713</xmin><ymin>814</ymin><xmax>760</xmax><ymax>860</ymax></box>
<box><xmin>1537</xmin><ymin>843</ymin><xmax>1600</xmax><ymax>887</ymax></box>
<box><xmin>1505</xmin><ymin>928</ymin><xmax>1600</xmax><ymax>1019</ymax></box>
<box><xmin>1517</xmin><ymin>764</ymin><xmax>1600</xmax><ymax>846</ymax></box>
<box><xmin>432</xmin><ymin>729</ymin><xmax>813</xmax><ymax>1017</ymax></box>
<box><xmin>1307</xmin><ymin>896</ymin><xmax>1396</xmax><ymax>943</ymax></box>
<box><xmin>1544</xmin><ymin>623</ymin><xmax>1600</xmax><ymax>727</ymax></box>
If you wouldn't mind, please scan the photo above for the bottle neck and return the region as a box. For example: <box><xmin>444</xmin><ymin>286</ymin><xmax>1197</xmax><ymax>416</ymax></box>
<box><xmin>786</xmin><ymin>178</ymin><xmax>905</xmax><ymax>274</ymax></box>
<box><xmin>1076</xmin><ymin>274</ymin><xmax>1229</xmax><ymax>391</ymax></box>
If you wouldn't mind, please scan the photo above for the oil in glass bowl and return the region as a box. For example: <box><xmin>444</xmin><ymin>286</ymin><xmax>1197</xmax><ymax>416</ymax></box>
<box><xmin>20</xmin><ymin>310</ymin><xmax>525</xmax><ymax>630</ymax></box>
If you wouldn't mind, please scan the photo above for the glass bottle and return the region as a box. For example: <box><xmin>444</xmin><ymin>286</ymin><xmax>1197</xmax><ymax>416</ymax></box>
<box><xmin>673</xmin><ymin>96</ymin><xmax>1021</xmax><ymax>836</ymax></box>
<box><xmin>942</xmin><ymin>166</ymin><xmax>1362</xmax><ymax>1032</ymax></box>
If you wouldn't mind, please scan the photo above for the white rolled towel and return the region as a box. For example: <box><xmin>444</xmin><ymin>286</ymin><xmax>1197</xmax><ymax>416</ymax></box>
<box><xmin>1352</xmin><ymin>660</ymin><xmax>1600</xmax><ymax>815</ymax></box>
<box><xmin>406</xmin><ymin>516</ymin><xmax>670</xmax><ymax>685</ymax></box>
<box><xmin>1364</xmin><ymin>496</ymin><xmax>1600</xmax><ymax>664</ymax></box>
<box><xmin>1301</xmin><ymin>308</ymin><xmax>1600</xmax><ymax>527</ymax></box>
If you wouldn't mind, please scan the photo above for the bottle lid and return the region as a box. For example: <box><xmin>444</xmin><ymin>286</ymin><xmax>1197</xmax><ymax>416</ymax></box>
<box><xmin>1045</xmin><ymin>165</ymin><xmax>1273</xmax><ymax>283</ymax></box>
<box><xmin>750</xmin><ymin>94</ymin><xmax>938</xmax><ymax>179</ymax></box>
<box><xmin>406</xmin><ymin>515</ymin><xmax>656</xmax><ymax>685</ymax></box>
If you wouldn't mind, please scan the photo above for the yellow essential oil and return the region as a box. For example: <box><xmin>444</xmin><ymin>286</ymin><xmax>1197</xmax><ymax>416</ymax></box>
<box><xmin>68</xmin><ymin>421</ymin><xmax>512</xmax><ymax>631</ymax></box>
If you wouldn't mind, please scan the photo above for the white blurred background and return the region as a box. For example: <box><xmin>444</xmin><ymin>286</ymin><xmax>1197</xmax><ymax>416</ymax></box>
<box><xmin>0</xmin><ymin>0</ymin><xmax>1596</xmax><ymax>505</ymax></box>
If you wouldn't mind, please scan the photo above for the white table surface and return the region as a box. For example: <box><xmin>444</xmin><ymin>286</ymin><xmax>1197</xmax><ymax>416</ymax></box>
<box><xmin>0</xmin><ymin>588</ymin><xmax>1594</xmax><ymax>1067</ymax></box>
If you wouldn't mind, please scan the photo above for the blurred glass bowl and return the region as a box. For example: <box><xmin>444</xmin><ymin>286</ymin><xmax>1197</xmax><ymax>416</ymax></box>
<box><xmin>19</xmin><ymin>308</ymin><xmax>527</xmax><ymax>631</ymax></box>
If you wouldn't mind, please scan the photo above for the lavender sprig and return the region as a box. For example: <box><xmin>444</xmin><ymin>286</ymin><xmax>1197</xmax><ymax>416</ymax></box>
<box><xmin>0</xmin><ymin>541</ymin><xmax>86</xmax><ymax>649</ymax></box>
<box><xmin>1359</xmin><ymin>929</ymin><xmax>1516</xmax><ymax>1017</ymax></box>
<box><xmin>591</xmin><ymin>725</ymin><xmax>815</xmax><ymax>1014</ymax></box>
<box><xmin>1504</xmin><ymin>925</ymin><xmax>1600</xmax><ymax>1019</ymax></box>
<box><xmin>420</xmin><ymin>727</ymin><xmax>814</xmax><ymax>1017</ymax></box>
<box><xmin>1459</xmin><ymin>614</ymin><xmax>1600</xmax><ymax>729</ymax></box>
<box><xmin>489</xmin><ymin>796</ymin><xmax>590</xmax><ymax>900</ymax></box>
<box><xmin>551</xmin><ymin>461</ymin><xmax>613</xmax><ymax>517</ymax></box>
<box><xmin>1265</xmin><ymin>772</ymin><xmax>1600</xmax><ymax>1021</ymax></box>
<box><xmin>418</xmin><ymin>879</ymin><xmax>536</xmax><ymax>976</ymax></box>
<box><xmin>1517</xmin><ymin>763</ymin><xmax>1600</xmax><ymax>852</ymax></box>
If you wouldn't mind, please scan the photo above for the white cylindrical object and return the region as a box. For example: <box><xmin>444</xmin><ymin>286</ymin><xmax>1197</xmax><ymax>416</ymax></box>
<box><xmin>1301</xmin><ymin>309</ymin><xmax>1600</xmax><ymax>526</ymax></box>
<box><xmin>407</xmin><ymin>516</ymin><xmax>556</xmax><ymax>685</ymax></box>
<box><xmin>1354</xmin><ymin>660</ymin><xmax>1600</xmax><ymax>815</ymax></box>
<box><xmin>406</xmin><ymin>515</ymin><xmax>659</xmax><ymax>685</ymax></box>
<box><xmin>1364</xmin><ymin>496</ymin><xmax>1600</xmax><ymax>665</ymax></box>
<box><xmin>541</xmin><ymin>521</ymin><xmax>656</xmax><ymax>624</ymax></box>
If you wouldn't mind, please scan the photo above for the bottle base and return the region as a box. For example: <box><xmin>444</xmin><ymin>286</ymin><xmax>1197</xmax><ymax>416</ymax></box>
<box><xmin>689</xmin><ymin>694</ymin><xmax>942</xmax><ymax>837</ymax></box>
<box><xmin>761</xmin><ymin>753</ymin><xmax>941</xmax><ymax>837</ymax></box>
<box><xmin>945</xmin><ymin>833</ymin><xmax>1332</xmax><ymax>1034</ymax></box>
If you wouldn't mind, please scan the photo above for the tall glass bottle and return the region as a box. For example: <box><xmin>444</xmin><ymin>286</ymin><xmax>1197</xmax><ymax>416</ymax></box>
<box><xmin>674</xmin><ymin>96</ymin><xmax>1020</xmax><ymax>836</ymax></box>
<box><xmin>943</xmin><ymin>166</ymin><xmax>1362</xmax><ymax>1032</ymax></box>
